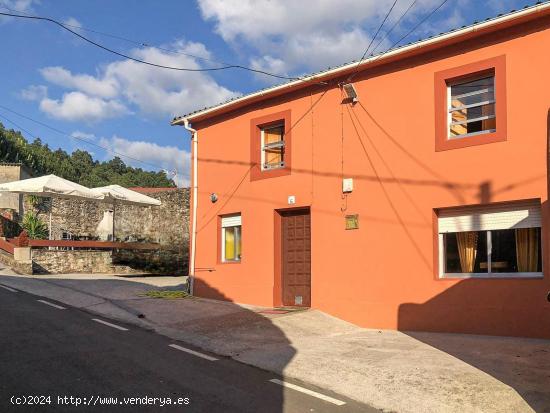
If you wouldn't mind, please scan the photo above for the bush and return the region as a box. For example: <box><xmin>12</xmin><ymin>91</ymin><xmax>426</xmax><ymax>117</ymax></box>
<box><xmin>21</xmin><ymin>212</ymin><xmax>48</xmax><ymax>239</ymax></box>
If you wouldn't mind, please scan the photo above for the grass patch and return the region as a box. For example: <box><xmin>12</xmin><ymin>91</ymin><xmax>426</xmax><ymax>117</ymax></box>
<box><xmin>142</xmin><ymin>290</ymin><xmax>191</xmax><ymax>299</ymax></box>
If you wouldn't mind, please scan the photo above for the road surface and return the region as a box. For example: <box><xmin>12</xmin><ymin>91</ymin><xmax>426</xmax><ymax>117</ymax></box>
<box><xmin>0</xmin><ymin>285</ymin><xmax>377</xmax><ymax>412</ymax></box>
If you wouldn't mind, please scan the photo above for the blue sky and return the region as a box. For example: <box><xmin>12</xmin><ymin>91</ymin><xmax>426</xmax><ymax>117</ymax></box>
<box><xmin>0</xmin><ymin>0</ymin><xmax>532</xmax><ymax>186</ymax></box>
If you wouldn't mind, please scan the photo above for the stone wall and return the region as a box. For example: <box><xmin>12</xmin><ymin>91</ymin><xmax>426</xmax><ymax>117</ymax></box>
<box><xmin>32</xmin><ymin>250</ymin><xmax>113</xmax><ymax>274</ymax></box>
<box><xmin>0</xmin><ymin>250</ymin><xmax>33</xmax><ymax>274</ymax></box>
<box><xmin>32</xmin><ymin>188</ymin><xmax>189</xmax><ymax>274</ymax></box>
<box><xmin>113</xmin><ymin>248</ymin><xmax>188</xmax><ymax>275</ymax></box>
<box><xmin>32</xmin><ymin>249</ymin><xmax>113</xmax><ymax>274</ymax></box>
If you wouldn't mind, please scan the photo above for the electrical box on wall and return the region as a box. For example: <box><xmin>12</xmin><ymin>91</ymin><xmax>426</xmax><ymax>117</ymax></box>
<box><xmin>342</xmin><ymin>178</ymin><xmax>353</xmax><ymax>193</ymax></box>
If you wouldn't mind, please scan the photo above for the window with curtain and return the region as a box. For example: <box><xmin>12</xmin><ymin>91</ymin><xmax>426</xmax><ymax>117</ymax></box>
<box><xmin>261</xmin><ymin>123</ymin><xmax>285</xmax><ymax>170</ymax></box>
<box><xmin>438</xmin><ymin>201</ymin><xmax>543</xmax><ymax>277</ymax></box>
<box><xmin>448</xmin><ymin>75</ymin><xmax>496</xmax><ymax>138</ymax></box>
<box><xmin>221</xmin><ymin>214</ymin><xmax>241</xmax><ymax>262</ymax></box>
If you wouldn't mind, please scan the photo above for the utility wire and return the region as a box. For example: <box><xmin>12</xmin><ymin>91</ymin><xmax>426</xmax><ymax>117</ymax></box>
<box><xmin>0</xmin><ymin>2</ymin><xmax>264</xmax><ymax>71</ymax></box>
<box><xmin>369</xmin><ymin>0</ymin><xmax>418</xmax><ymax>56</ymax></box>
<box><xmin>349</xmin><ymin>0</ymin><xmax>399</xmax><ymax>81</ymax></box>
<box><xmin>348</xmin><ymin>0</ymin><xmax>451</xmax><ymax>81</ymax></box>
<box><xmin>373</xmin><ymin>0</ymin><xmax>451</xmax><ymax>62</ymax></box>
<box><xmin>0</xmin><ymin>105</ymin><xmax>170</xmax><ymax>172</ymax></box>
<box><xmin>0</xmin><ymin>10</ymin><xmax>300</xmax><ymax>81</ymax></box>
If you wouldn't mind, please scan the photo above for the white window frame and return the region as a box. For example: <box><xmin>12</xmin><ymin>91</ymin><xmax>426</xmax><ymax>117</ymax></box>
<box><xmin>221</xmin><ymin>214</ymin><xmax>241</xmax><ymax>263</ymax></box>
<box><xmin>438</xmin><ymin>202</ymin><xmax>543</xmax><ymax>279</ymax></box>
<box><xmin>447</xmin><ymin>76</ymin><xmax>496</xmax><ymax>140</ymax></box>
<box><xmin>260</xmin><ymin>124</ymin><xmax>285</xmax><ymax>171</ymax></box>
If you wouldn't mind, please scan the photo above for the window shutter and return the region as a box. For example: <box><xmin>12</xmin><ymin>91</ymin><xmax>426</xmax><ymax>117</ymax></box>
<box><xmin>438</xmin><ymin>201</ymin><xmax>541</xmax><ymax>233</ymax></box>
<box><xmin>221</xmin><ymin>215</ymin><xmax>241</xmax><ymax>227</ymax></box>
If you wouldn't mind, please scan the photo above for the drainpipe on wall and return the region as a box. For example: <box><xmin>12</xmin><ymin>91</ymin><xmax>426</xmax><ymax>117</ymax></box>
<box><xmin>183</xmin><ymin>118</ymin><xmax>198</xmax><ymax>296</ymax></box>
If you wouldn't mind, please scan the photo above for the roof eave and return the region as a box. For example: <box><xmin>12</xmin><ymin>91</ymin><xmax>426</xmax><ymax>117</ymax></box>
<box><xmin>171</xmin><ymin>1</ymin><xmax>550</xmax><ymax>126</ymax></box>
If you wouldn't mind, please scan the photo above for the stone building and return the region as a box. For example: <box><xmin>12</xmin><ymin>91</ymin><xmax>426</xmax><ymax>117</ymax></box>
<box><xmin>0</xmin><ymin>163</ymin><xmax>32</xmax><ymax>215</ymax></box>
<box><xmin>0</xmin><ymin>165</ymin><xmax>189</xmax><ymax>274</ymax></box>
<box><xmin>36</xmin><ymin>187</ymin><xmax>190</xmax><ymax>274</ymax></box>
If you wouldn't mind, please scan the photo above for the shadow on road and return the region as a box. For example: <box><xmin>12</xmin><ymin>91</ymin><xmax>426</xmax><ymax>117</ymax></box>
<box><xmin>0</xmin><ymin>269</ymin><xmax>296</xmax><ymax>412</ymax></box>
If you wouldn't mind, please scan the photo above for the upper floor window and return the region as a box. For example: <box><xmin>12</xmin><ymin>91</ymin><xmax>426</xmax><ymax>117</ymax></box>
<box><xmin>448</xmin><ymin>76</ymin><xmax>496</xmax><ymax>138</ymax></box>
<box><xmin>261</xmin><ymin>124</ymin><xmax>285</xmax><ymax>170</ymax></box>
<box><xmin>250</xmin><ymin>110</ymin><xmax>291</xmax><ymax>181</ymax></box>
<box><xmin>434</xmin><ymin>55</ymin><xmax>506</xmax><ymax>152</ymax></box>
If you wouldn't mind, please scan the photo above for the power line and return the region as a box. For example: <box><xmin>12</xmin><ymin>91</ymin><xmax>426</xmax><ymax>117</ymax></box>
<box><xmin>349</xmin><ymin>0</ymin><xmax>451</xmax><ymax>81</ymax></box>
<box><xmin>0</xmin><ymin>10</ymin><xmax>300</xmax><ymax>81</ymax></box>
<box><xmin>349</xmin><ymin>0</ymin><xmax>399</xmax><ymax>81</ymax></box>
<box><xmin>0</xmin><ymin>105</ymin><xmax>171</xmax><ymax>172</ymax></box>
<box><xmin>0</xmin><ymin>1</ymin><xmax>268</xmax><ymax>72</ymax></box>
<box><xmin>369</xmin><ymin>0</ymin><xmax>419</xmax><ymax>56</ymax></box>
<box><xmin>375</xmin><ymin>0</ymin><xmax>451</xmax><ymax>61</ymax></box>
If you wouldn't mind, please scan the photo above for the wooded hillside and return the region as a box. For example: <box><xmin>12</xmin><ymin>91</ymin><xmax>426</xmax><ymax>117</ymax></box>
<box><xmin>0</xmin><ymin>123</ymin><xmax>176</xmax><ymax>188</ymax></box>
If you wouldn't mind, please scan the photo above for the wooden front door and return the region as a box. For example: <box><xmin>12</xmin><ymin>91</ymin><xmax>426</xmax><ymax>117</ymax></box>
<box><xmin>281</xmin><ymin>209</ymin><xmax>311</xmax><ymax>307</ymax></box>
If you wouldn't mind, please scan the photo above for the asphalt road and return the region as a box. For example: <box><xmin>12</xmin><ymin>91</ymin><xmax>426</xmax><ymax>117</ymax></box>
<box><xmin>0</xmin><ymin>286</ymin><xmax>377</xmax><ymax>413</ymax></box>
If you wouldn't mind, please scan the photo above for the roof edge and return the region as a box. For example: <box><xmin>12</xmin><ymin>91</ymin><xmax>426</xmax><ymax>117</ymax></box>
<box><xmin>171</xmin><ymin>1</ymin><xmax>550</xmax><ymax>126</ymax></box>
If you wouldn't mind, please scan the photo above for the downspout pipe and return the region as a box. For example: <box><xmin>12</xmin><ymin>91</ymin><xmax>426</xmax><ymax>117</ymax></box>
<box><xmin>183</xmin><ymin>118</ymin><xmax>198</xmax><ymax>296</ymax></box>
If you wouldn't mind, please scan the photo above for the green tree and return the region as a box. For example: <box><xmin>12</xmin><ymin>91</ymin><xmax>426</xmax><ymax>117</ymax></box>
<box><xmin>0</xmin><ymin>123</ymin><xmax>178</xmax><ymax>188</ymax></box>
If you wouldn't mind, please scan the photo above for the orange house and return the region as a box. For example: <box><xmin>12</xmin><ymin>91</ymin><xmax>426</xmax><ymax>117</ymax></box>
<box><xmin>172</xmin><ymin>4</ymin><xmax>550</xmax><ymax>339</ymax></box>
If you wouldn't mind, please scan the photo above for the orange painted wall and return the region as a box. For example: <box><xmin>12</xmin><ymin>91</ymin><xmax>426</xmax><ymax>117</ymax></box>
<box><xmin>188</xmin><ymin>16</ymin><xmax>550</xmax><ymax>338</ymax></box>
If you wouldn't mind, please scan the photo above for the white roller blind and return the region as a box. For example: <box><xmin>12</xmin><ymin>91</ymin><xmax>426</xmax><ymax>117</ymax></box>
<box><xmin>438</xmin><ymin>201</ymin><xmax>541</xmax><ymax>233</ymax></box>
<box><xmin>221</xmin><ymin>215</ymin><xmax>241</xmax><ymax>228</ymax></box>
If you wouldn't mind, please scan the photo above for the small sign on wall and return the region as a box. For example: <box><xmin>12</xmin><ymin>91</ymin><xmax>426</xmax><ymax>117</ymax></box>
<box><xmin>345</xmin><ymin>214</ymin><xmax>359</xmax><ymax>230</ymax></box>
<box><xmin>288</xmin><ymin>195</ymin><xmax>296</xmax><ymax>205</ymax></box>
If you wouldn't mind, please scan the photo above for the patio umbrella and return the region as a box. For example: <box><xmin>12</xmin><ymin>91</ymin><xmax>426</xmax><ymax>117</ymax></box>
<box><xmin>0</xmin><ymin>174</ymin><xmax>102</xmax><ymax>200</ymax></box>
<box><xmin>0</xmin><ymin>174</ymin><xmax>104</xmax><ymax>239</ymax></box>
<box><xmin>90</xmin><ymin>185</ymin><xmax>161</xmax><ymax>241</ymax></box>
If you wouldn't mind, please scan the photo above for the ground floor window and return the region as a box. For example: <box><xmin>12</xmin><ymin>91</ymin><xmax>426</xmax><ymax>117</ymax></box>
<box><xmin>438</xmin><ymin>201</ymin><xmax>542</xmax><ymax>277</ymax></box>
<box><xmin>221</xmin><ymin>214</ymin><xmax>241</xmax><ymax>262</ymax></box>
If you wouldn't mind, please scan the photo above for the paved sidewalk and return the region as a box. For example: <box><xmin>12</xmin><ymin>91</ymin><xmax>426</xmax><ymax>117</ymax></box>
<box><xmin>1</xmin><ymin>267</ymin><xmax>549</xmax><ymax>413</ymax></box>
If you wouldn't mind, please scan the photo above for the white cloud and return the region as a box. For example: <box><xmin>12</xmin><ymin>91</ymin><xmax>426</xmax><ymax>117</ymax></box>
<box><xmin>103</xmin><ymin>42</ymin><xmax>237</xmax><ymax>116</ymax></box>
<box><xmin>40</xmin><ymin>92</ymin><xmax>130</xmax><ymax>122</ymax></box>
<box><xmin>63</xmin><ymin>17</ymin><xmax>82</xmax><ymax>29</ymax></box>
<box><xmin>24</xmin><ymin>41</ymin><xmax>238</xmax><ymax>121</ymax></box>
<box><xmin>40</xmin><ymin>66</ymin><xmax>119</xmax><ymax>98</ymax></box>
<box><xmin>92</xmin><ymin>134</ymin><xmax>190</xmax><ymax>187</ymax></box>
<box><xmin>20</xmin><ymin>85</ymin><xmax>48</xmax><ymax>101</ymax></box>
<box><xmin>198</xmin><ymin>0</ymin><xmax>453</xmax><ymax>77</ymax></box>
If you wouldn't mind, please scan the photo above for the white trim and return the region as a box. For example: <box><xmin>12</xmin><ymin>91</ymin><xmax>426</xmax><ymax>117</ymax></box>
<box><xmin>450</xmin><ymin>86</ymin><xmax>494</xmax><ymax>100</ymax></box>
<box><xmin>221</xmin><ymin>227</ymin><xmax>229</xmax><ymax>262</ymax></box>
<box><xmin>440</xmin><ymin>272</ymin><xmax>543</xmax><ymax>279</ymax></box>
<box><xmin>449</xmin><ymin>99</ymin><xmax>495</xmax><ymax>112</ymax></box>
<box><xmin>438</xmin><ymin>201</ymin><xmax>541</xmax><ymax>233</ymax></box>
<box><xmin>221</xmin><ymin>215</ymin><xmax>241</xmax><ymax>227</ymax></box>
<box><xmin>450</xmin><ymin>114</ymin><xmax>495</xmax><ymax>126</ymax></box>
<box><xmin>449</xmin><ymin>129</ymin><xmax>496</xmax><ymax>139</ymax></box>
<box><xmin>172</xmin><ymin>3</ymin><xmax>550</xmax><ymax>124</ymax></box>
<box><xmin>183</xmin><ymin>118</ymin><xmax>198</xmax><ymax>296</ymax></box>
